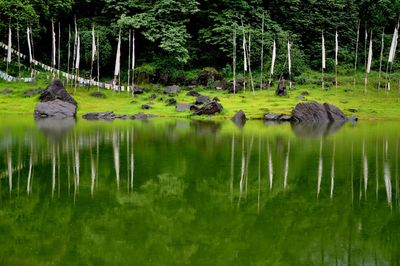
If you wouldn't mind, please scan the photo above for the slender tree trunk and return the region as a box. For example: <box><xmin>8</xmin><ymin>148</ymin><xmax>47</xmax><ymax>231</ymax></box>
<box><xmin>58</xmin><ymin>22</ymin><xmax>61</xmax><ymax>79</ymax></box>
<box><xmin>260</xmin><ymin>13</ymin><xmax>264</xmax><ymax>90</ymax></box>
<box><xmin>17</xmin><ymin>20</ymin><xmax>20</xmax><ymax>78</ymax></box>
<box><xmin>233</xmin><ymin>25</ymin><xmax>237</xmax><ymax>94</ymax></box>
<box><xmin>378</xmin><ymin>28</ymin><xmax>384</xmax><ymax>90</ymax></box>
<box><xmin>128</xmin><ymin>29</ymin><xmax>131</xmax><ymax>93</ymax></box>
<box><xmin>354</xmin><ymin>21</ymin><xmax>360</xmax><ymax>91</ymax></box>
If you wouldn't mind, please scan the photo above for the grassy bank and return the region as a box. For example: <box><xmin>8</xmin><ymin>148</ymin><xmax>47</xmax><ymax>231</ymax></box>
<box><xmin>1</xmin><ymin>71</ymin><xmax>400</xmax><ymax>120</ymax></box>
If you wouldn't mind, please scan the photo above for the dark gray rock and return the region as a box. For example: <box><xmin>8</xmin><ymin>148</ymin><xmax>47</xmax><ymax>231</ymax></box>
<box><xmin>292</xmin><ymin>102</ymin><xmax>346</xmax><ymax>123</ymax></box>
<box><xmin>149</xmin><ymin>93</ymin><xmax>157</xmax><ymax>100</ymax></box>
<box><xmin>296</xmin><ymin>95</ymin><xmax>305</xmax><ymax>100</ymax></box>
<box><xmin>141</xmin><ymin>104</ymin><xmax>152</xmax><ymax>110</ymax></box>
<box><xmin>212</xmin><ymin>80</ymin><xmax>231</xmax><ymax>90</ymax></box>
<box><xmin>132</xmin><ymin>86</ymin><xmax>145</xmax><ymax>94</ymax></box>
<box><xmin>301</xmin><ymin>91</ymin><xmax>309</xmax><ymax>96</ymax></box>
<box><xmin>195</xmin><ymin>95</ymin><xmax>211</xmax><ymax>105</ymax></box>
<box><xmin>232</xmin><ymin>110</ymin><xmax>247</xmax><ymax>127</ymax></box>
<box><xmin>347</xmin><ymin>115</ymin><xmax>358</xmax><ymax>123</ymax></box>
<box><xmin>212</xmin><ymin>97</ymin><xmax>220</xmax><ymax>102</ymax></box>
<box><xmin>176</xmin><ymin>103</ymin><xmax>198</xmax><ymax>112</ymax></box>
<box><xmin>39</xmin><ymin>80</ymin><xmax>77</xmax><ymax>106</ymax></box>
<box><xmin>186</xmin><ymin>90</ymin><xmax>201</xmax><ymax>97</ymax></box>
<box><xmin>164</xmin><ymin>85</ymin><xmax>180</xmax><ymax>95</ymax></box>
<box><xmin>348</xmin><ymin>108</ymin><xmax>358</xmax><ymax>113</ymax></box>
<box><xmin>82</xmin><ymin>111</ymin><xmax>115</xmax><ymax>120</ymax></box>
<box><xmin>130</xmin><ymin>113</ymin><xmax>157</xmax><ymax>120</ymax></box>
<box><xmin>279</xmin><ymin>115</ymin><xmax>293</xmax><ymax>122</ymax></box>
<box><xmin>24</xmin><ymin>89</ymin><xmax>42</xmax><ymax>97</ymax></box>
<box><xmin>264</xmin><ymin>113</ymin><xmax>281</xmax><ymax>121</ymax></box>
<box><xmin>34</xmin><ymin>99</ymin><xmax>77</xmax><ymax>119</ymax></box>
<box><xmin>193</xmin><ymin>101</ymin><xmax>223</xmax><ymax>115</ymax></box>
<box><xmin>1</xmin><ymin>88</ymin><xmax>13</xmax><ymax>94</ymax></box>
<box><xmin>90</xmin><ymin>91</ymin><xmax>106</xmax><ymax>98</ymax></box>
<box><xmin>165</xmin><ymin>98</ymin><xmax>177</xmax><ymax>106</ymax></box>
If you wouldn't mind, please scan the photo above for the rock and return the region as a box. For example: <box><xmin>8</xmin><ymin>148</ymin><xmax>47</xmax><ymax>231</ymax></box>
<box><xmin>348</xmin><ymin>108</ymin><xmax>358</xmax><ymax>113</ymax></box>
<box><xmin>279</xmin><ymin>115</ymin><xmax>293</xmax><ymax>122</ymax></box>
<box><xmin>212</xmin><ymin>80</ymin><xmax>231</xmax><ymax>90</ymax></box>
<box><xmin>195</xmin><ymin>95</ymin><xmax>211</xmax><ymax>105</ymax></box>
<box><xmin>212</xmin><ymin>97</ymin><xmax>220</xmax><ymax>102</ymax></box>
<box><xmin>39</xmin><ymin>80</ymin><xmax>77</xmax><ymax>106</ymax></box>
<box><xmin>292</xmin><ymin>102</ymin><xmax>347</xmax><ymax>123</ymax></box>
<box><xmin>82</xmin><ymin>111</ymin><xmax>116</xmax><ymax>120</ymax></box>
<box><xmin>296</xmin><ymin>95</ymin><xmax>305</xmax><ymax>100</ymax></box>
<box><xmin>24</xmin><ymin>89</ymin><xmax>42</xmax><ymax>97</ymax></box>
<box><xmin>1</xmin><ymin>88</ymin><xmax>13</xmax><ymax>94</ymax></box>
<box><xmin>193</xmin><ymin>101</ymin><xmax>223</xmax><ymax>115</ymax></box>
<box><xmin>347</xmin><ymin>115</ymin><xmax>358</xmax><ymax>123</ymax></box>
<box><xmin>34</xmin><ymin>80</ymin><xmax>77</xmax><ymax>119</ymax></box>
<box><xmin>324</xmin><ymin>103</ymin><xmax>347</xmax><ymax>121</ymax></box>
<box><xmin>149</xmin><ymin>93</ymin><xmax>157</xmax><ymax>100</ymax></box>
<box><xmin>165</xmin><ymin>98</ymin><xmax>177</xmax><ymax>106</ymax></box>
<box><xmin>132</xmin><ymin>86</ymin><xmax>145</xmax><ymax>94</ymax></box>
<box><xmin>264</xmin><ymin>113</ymin><xmax>281</xmax><ymax>121</ymax></box>
<box><xmin>147</xmin><ymin>102</ymin><xmax>154</xmax><ymax>105</ymax></box>
<box><xmin>301</xmin><ymin>91</ymin><xmax>309</xmax><ymax>96</ymax></box>
<box><xmin>141</xmin><ymin>104</ymin><xmax>152</xmax><ymax>110</ymax></box>
<box><xmin>90</xmin><ymin>91</ymin><xmax>106</xmax><ymax>98</ymax></box>
<box><xmin>186</xmin><ymin>90</ymin><xmax>201</xmax><ymax>97</ymax></box>
<box><xmin>176</xmin><ymin>103</ymin><xmax>198</xmax><ymax>112</ymax></box>
<box><xmin>130</xmin><ymin>113</ymin><xmax>157</xmax><ymax>120</ymax></box>
<box><xmin>35</xmin><ymin>100</ymin><xmax>77</xmax><ymax>119</ymax></box>
<box><xmin>197</xmin><ymin>67</ymin><xmax>222</xmax><ymax>86</ymax></box>
<box><xmin>130</xmin><ymin>100</ymin><xmax>138</xmax><ymax>104</ymax></box>
<box><xmin>164</xmin><ymin>85</ymin><xmax>180</xmax><ymax>95</ymax></box>
<box><xmin>231</xmin><ymin>110</ymin><xmax>247</xmax><ymax>126</ymax></box>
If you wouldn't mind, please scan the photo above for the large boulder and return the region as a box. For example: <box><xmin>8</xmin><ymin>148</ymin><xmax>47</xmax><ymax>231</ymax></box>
<box><xmin>38</xmin><ymin>80</ymin><xmax>77</xmax><ymax>106</ymax></box>
<box><xmin>292</xmin><ymin>102</ymin><xmax>346</xmax><ymax>123</ymax></box>
<box><xmin>35</xmin><ymin>100</ymin><xmax>77</xmax><ymax>119</ymax></box>
<box><xmin>193</xmin><ymin>101</ymin><xmax>223</xmax><ymax>115</ymax></box>
<box><xmin>34</xmin><ymin>80</ymin><xmax>77</xmax><ymax>119</ymax></box>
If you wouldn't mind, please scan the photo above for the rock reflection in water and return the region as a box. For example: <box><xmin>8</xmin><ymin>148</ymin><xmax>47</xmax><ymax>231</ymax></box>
<box><xmin>291</xmin><ymin>121</ymin><xmax>346</xmax><ymax>138</ymax></box>
<box><xmin>35</xmin><ymin>117</ymin><xmax>76</xmax><ymax>141</ymax></box>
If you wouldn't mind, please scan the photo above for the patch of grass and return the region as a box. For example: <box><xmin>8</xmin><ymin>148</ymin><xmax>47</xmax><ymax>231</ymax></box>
<box><xmin>1</xmin><ymin>70</ymin><xmax>400</xmax><ymax>120</ymax></box>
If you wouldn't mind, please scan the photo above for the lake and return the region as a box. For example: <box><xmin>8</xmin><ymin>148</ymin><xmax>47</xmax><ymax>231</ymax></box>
<box><xmin>0</xmin><ymin>117</ymin><xmax>399</xmax><ymax>265</ymax></box>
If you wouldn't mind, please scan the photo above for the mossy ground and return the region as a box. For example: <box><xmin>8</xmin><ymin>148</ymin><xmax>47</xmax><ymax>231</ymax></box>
<box><xmin>1</xmin><ymin>70</ymin><xmax>400</xmax><ymax>120</ymax></box>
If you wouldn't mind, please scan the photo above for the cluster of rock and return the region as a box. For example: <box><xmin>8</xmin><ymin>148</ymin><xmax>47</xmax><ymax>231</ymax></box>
<box><xmin>175</xmin><ymin>90</ymin><xmax>223</xmax><ymax>116</ymax></box>
<box><xmin>82</xmin><ymin>111</ymin><xmax>157</xmax><ymax>121</ymax></box>
<box><xmin>263</xmin><ymin>102</ymin><xmax>357</xmax><ymax>123</ymax></box>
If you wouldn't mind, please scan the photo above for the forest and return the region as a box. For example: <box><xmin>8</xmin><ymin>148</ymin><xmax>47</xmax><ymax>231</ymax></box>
<box><xmin>1</xmin><ymin>0</ymin><xmax>400</xmax><ymax>84</ymax></box>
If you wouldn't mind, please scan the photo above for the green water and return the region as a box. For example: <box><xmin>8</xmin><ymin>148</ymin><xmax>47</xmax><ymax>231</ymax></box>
<box><xmin>0</xmin><ymin>117</ymin><xmax>400</xmax><ymax>265</ymax></box>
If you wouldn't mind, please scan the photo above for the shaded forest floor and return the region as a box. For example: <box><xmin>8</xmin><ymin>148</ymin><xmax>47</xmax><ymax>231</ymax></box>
<box><xmin>1</xmin><ymin>74</ymin><xmax>400</xmax><ymax>120</ymax></box>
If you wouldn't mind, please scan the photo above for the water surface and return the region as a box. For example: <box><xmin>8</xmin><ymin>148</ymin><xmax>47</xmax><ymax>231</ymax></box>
<box><xmin>0</xmin><ymin>117</ymin><xmax>399</xmax><ymax>265</ymax></box>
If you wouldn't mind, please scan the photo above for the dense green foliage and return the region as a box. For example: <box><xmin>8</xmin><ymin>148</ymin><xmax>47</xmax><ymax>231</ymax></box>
<box><xmin>1</xmin><ymin>0</ymin><xmax>400</xmax><ymax>80</ymax></box>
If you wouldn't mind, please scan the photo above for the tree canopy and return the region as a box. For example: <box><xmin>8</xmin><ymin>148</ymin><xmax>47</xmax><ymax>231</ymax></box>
<box><xmin>1</xmin><ymin>0</ymin><xmax>400</xmax><ymax>79</ymax></box>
